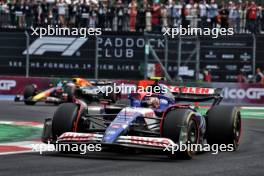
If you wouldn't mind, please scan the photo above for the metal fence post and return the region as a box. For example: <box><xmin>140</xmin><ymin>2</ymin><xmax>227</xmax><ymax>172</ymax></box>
<box><xmin>196</xmin><ymin>38</ymin><xmax>200</xmax><ymax>81</ymax></box>
<box><xmin>95</xmin><ymin>36</ymin><xmax>98</xmax><ymax>79</ymax></box>
<box><xmin>144</xmin><ymin>33</ymin><xmax>149</xmax><ymax>79</ymax></box>
<box><xmin>25</xmin><ymin>31</ymin><xmax>30</xmax><ymax>77</ymax></box>
<box><xmin>252</xmin><ymin>34</ymin><xmax>256</xmax><ymax>77</ymax></box>
<box><xmin>177</xmin><ymin>35</ymin><xmax>182</xmax><ymax>77</ymax></box>
<box><xmin>164</xmin><ymin>35</ymin><xmax>168</xmax><ymax>73</ymax></box>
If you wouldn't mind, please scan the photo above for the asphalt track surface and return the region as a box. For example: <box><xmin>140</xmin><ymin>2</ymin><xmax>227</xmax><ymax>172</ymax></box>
<box><xmin>0</xmin><ymin>101</ymin><xmax>264</xmax><ymax>176</ymax></box>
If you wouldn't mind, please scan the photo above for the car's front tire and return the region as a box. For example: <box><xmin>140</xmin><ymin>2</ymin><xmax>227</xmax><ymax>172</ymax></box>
<box><xmin>161</xmin><ymin>108</ymin><xmax>200</xmax><ymax>159</ymax></box>
<box><xmin>52</xmin><ymin>103</ymin><xmax>79</xmax><ymax>139</ymax></box>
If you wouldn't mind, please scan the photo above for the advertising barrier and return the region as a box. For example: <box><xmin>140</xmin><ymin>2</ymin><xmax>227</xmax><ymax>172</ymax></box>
<box><xmin>0</xmin><ymin>76</ymin><xmax>263</xmax><ymax>105</ymax></box>
<box><xmin>0</xmin><ymin>76</ymin><xmax>57</xmax><ymax>95</ymax></box>
<box><xmin>0</xmin><ymin>29</ymin><xmax>263</xmax><ymax>82</ymax></box>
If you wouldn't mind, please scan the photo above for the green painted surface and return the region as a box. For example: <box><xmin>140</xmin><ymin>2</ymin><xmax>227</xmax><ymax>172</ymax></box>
<box><xmin>0</xmin><ymin>124</ymin><xmax>42</xmax><ymax>143</ymax></box>
<box><xmin>197</xmin><ymin>107</ymin><xmax>264</xmax><ymax>119</ymax></box>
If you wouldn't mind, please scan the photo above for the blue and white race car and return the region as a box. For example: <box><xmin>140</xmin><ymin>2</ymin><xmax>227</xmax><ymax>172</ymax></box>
<box><xmin>42</xmin><ymin>83</ymin><xmax>241</xmax><ymax>159</ymax></box>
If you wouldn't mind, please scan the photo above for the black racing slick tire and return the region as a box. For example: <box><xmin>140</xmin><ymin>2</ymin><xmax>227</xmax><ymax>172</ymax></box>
<box><xmin>161</xmin><ymin>109</ymin><xmax>199</xmax><ymax>159</ymax></box>
<box><xmin>23</xmin><ymin>85</ymin><xmax>36</xmax><ymax>105</ymax></box>
<box><xmin>206</xmin><ymin>106</ymin><xmax>241</xmax><ymax>151</ymax></box>
<box><xmin>64</xmin><ymin>85</ymin><xmax>75</xmax><ymax>102</ymax></box>
<box><xmin>52</xmin><ymin>103</ymin><xmax>79</xmax><ymax>139</ymax></box>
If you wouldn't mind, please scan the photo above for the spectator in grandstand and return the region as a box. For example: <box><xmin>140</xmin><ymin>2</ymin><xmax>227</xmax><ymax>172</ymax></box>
<box><xmin>229</xmin><ymin>1</ymin><xmax>240</xmax><ymax>33</ymax></box>
<box><xmin>68</xmin><ymin>0</ymin><xmax>77</xmax><ymax>27</ymax></box>
<box><xmin>237</xmin><ymin>0</ymin><xmax>243</xmax><ymax>33</ymax></box>
<box><xmin>237</xmin><ymin>70</ymin><xmax>247</xmax><ymax>83</ymax></box>
<box><xmin>89</xmin><ymin>2</ymin><xmax>97</xmax><ymax>28</ymax></box>
<box><xmin>15</xmin><ymin>0</ymin><xmax>24</xmax><ymax>28</ymax></box>
<box><xmin>256</xmin><ymin>4</ymin><xmax>262</xmax><ymax>33</ymax></box>
<box><xmin>51</xmin><ymin>0</ymin><xmax>58</xmax><ymax>26</ymax></box>
<box><xmin>203</xmin><ymin>69</ymin><xmax>212</xmax><ymax>82</ymax></box>
<box><xmin>123</xmin><ymin>0</ymin><xmax>129</xmax><ymax>31</ymax></box>
<box><xmin>115</xmin><ymin>0</ymin><xmax>124</xmax><ymax>31</ymax></box>
<box><xmin>40</xmin><ymin>0</ymin><xmax>49</xmax><ymax>26</ymax></box>
<box><xmin>199</xmin><ymin>0</ymin><xmax>208</xmax><ymax>28</ymax></box>
<box><xmin>24</xmin><ymin>0</ymin><xmax>32</xmax><ymax>28</ymax></box>
<box><xmin>128</xmin><ymin>0</ymin><xmax>137</xmax><ymax>32</ymax></box>
<box><xmin>0</xmin><ymin>0</ymin><xmax>9</xmax><ymax>27</ymax></box>
<box><xmin>31</xmin><ymin>0</ymin><xmax>38</xmax><ymax>26</ymax></box>
<box><xmin>247</xmin><ymin>1</ymin><xmax>258</xmax><ymax>34</ymax></box>
<box><xmin>8</xmin><ymin>0</ymin><xmax>18</xmax><ymax>28</ymax></box>
<box><xmin>160</xmin><ymin>4</ymin><xmax>168</xmax><ymax>32</ymax></box>
<box><xmin>169</xmin><ymin>0</ymin><xmax>182</xmax><ymax>28</ymax></box>
<box><xmin>105</xmin><ymin>0</ymin><xmax>114</xmax><ymax>30</ymax></box>
<box><xmin>255</xmin><ymin>68</ymin><xmax>264</xmax><ymax>84</ymax></box>
<box><xmin>97</xmin><ymin>1</ymin><xmax>106</xmax><ymax>29</ymax></box>
<box><xmin>185</xmin><ymin>1</ymin><xmax>192</xmax><ymax>27</ymax></box>
<box><xmin>136</xmin><ymin>0</ymin><xmax>148</xmax><ymax>32</ymax></box>
<box><xmin>260</xmin><ymin>4</ymin><xmax>264</xmax><ymax>32</ymax></box>
<box><xmin>243</xmin><ymin>1</ymin><xmax>249</xmax><ymax>32</ymax></box>
<box><xmin>219</xmin><ymin>1</ymin><xmax>229</xmax><ymax>29</ymax></box>
<box><xmin>75</xmin><ymin>0</ymin><xmax>82</xmax><ymax>27</ymax></box>
<box><xmin>57</xmin><ymin>0</ymin><xmax>66</xmax><ymax>27</ymax></box>
<box><xmin>145</xmin><ymin>1</ymin><xmax>152</xmax><ymax>31</ymax></box>
<box><xmin>151</xmin><ymin>0</ymin><xmax>161</xmax><ymax>32</ymax></box>
<box><xmin>207</xmin><ymin>0</ymin><xmax>218</xmax><ymax>29</ymax></box>
<box><xmin>79</xmin><ymin>0</ymin><xmax>89</xmax><ymax>27</ymax></box>
<box><xmin>185</xmin><ymin>0</ymin><xmax>198</xmax><ymax>28</ymax></box>
<box><xmin>0</xmin><ymin>1</ymin><xmax>2</xmax><ymax>27</ymax></box>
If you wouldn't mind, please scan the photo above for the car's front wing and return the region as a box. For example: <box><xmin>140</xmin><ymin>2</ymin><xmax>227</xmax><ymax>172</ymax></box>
<box><xmin>55</xmin><ymin>132</ymin><xmax>176</xmax><ymax>150</ymax></box>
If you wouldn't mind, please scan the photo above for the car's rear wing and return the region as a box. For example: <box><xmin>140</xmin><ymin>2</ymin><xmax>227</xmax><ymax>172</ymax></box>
<box><xmin>166</xmin><ymin>85</ymin><xmax>223</xmax><ymax>104</ymax></box>
<box><xmin>91</xmin><ymin>80</ymin><xmax>114</xmax><ymax>86</ymax></box>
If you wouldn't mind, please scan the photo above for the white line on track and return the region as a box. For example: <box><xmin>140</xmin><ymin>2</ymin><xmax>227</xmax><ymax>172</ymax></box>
<box><xmin>241</xmin><ymin>107</ymin><xmax>264</xmax><ymax>110</ymax></box>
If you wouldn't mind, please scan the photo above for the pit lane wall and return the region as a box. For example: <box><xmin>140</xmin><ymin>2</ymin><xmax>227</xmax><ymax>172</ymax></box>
<box><xmin>0</xmin><ymin>76</ymin><xmax>263</xmax><ymax>105</ymax></box>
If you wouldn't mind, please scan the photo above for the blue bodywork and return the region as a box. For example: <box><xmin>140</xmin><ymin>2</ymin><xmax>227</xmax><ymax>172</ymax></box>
<box><xmin>102</xmin><ymin>91</ymin><xmax>206</xmax><ymax>144</ymax></box>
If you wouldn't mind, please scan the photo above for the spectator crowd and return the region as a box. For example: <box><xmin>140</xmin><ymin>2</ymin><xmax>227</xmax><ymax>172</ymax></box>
<box><xmin>0</xmin><ymin>0</ymin><xmax>263</xmax><ymax>33</ymax></box>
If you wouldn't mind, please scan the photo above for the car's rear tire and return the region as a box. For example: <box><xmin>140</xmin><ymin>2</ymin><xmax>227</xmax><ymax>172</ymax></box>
<box><xmin>161</xmin><ymin>108</ymin><xmax>199</xmax><ymax>159</ymax></box>
<box><xmin>23</xmin><ymin>85</ymin><xmax>36</xmax><ymax>105</ymax></box>
<box><xmin>206</xmin><ymin>106</ymin><xmax>241</xmax><ymax>151</ymax></box>
<box><xmin>64</xmin><ymin>85</ymin><xmax>75</xmax><ymax>102</ymax></box>
<box><xmin>52</xmin><ymin>103</ymin><xmax>79</xmax><ymax>139</ymax></box>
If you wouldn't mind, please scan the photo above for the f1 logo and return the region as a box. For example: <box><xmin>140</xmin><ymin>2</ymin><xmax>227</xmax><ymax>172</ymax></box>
<box><xmin>23</xmin><ymin>37</ymin><xmax>87</xmax><ymax>56</ymax></box>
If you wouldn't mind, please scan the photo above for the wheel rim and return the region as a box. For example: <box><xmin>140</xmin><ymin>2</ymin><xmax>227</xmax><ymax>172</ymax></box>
<box><xmin>188</xmin><ymin>119</ymin><xmax>199</xmax><ymax>144</ymax></box>
<box><xmin>234</xmin><ymin>114</ymin><xmax>241</xmax><ymax>145</ymax></box>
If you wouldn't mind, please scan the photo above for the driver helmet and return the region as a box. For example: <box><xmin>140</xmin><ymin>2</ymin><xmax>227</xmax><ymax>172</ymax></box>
<box><xmin>146</xmin><ymin>97</ymin><xmax>160</xmax><ymax>108</ymax></box>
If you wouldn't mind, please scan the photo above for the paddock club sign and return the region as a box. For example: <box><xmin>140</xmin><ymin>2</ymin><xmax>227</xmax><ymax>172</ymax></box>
<box><xmin>0</xmin><ymin>32</ymin><xmax>168</xmax><ymax>79</ymax></box>
<box><xmin>0</xmin><ymin>31</ymin><xmax>261</xmax><ymax>81</ymax></box>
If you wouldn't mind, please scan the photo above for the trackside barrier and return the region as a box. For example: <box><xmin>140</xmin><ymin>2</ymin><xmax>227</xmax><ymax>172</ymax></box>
<box><xmin>0</xmin><ymin>76</ymin><xmax>264</xmax><ymax>105</ymax></box>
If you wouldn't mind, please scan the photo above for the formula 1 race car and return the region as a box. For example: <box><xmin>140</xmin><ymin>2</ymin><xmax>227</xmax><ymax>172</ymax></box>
<box><xmin>15</xmin><ymin>78</ymin><xmax>120</xmax><ymax>105</ymax></box>
<box><xmin>42</xmin><ymin>82</ymin><xmax>241</xmax><ymax>159</ymax></box>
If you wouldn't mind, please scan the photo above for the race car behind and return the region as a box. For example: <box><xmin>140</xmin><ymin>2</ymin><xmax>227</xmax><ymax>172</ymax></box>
<box><xmin>15</xmin><ymin>78</ymin><xmax>121</xmax><ymax>105</ymax></box>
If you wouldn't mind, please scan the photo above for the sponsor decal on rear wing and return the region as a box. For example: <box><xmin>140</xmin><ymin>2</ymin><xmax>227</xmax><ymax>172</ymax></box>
<box><xmin>165</xmin><ymin>85</ymin><xmax>223</xmax><ymax>103</ymax></box>
<box><xmin>167</xmin><ymin>86</ymin><xmax>220</xmax><ymax>95</ymax></box>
